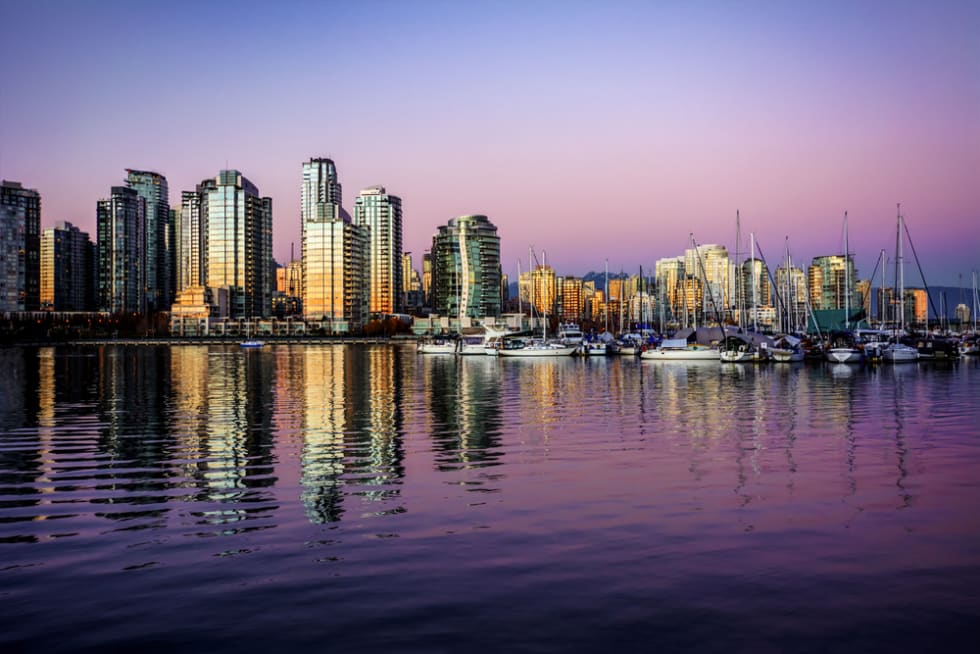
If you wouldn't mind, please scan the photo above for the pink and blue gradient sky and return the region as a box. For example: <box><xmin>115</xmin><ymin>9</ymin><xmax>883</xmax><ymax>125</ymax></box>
<box><xmin>1</xmin><ymin>0</ymin><xmax>977</xmax><ymax>284</ymax></box>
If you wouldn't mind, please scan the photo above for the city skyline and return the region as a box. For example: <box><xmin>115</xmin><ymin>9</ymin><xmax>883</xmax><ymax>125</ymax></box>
<box><xmin>1</xmin><ymin>1</ymin><xmax>977</xmax><ymax>284</ymax></box>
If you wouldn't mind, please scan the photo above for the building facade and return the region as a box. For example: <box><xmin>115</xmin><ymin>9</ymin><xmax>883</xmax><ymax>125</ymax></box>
<box><xmin>353</xmin><ymin>185</ymin><xmax>402</xmax><ymax>315</ymax></box>
<box><xmin>125</xmin><ymin>169</ymin><xmax>172</xmax><ymax>312</ymax></box>
<box><xmin>808</xmin><ymin>255</ymin><xmax>858</xmax><ymax>311</ymax></box>
<box><xmin>301</xmin><ymin>158</ymin><xmax>369</xmax><ymax>330</ymax></box>
<box><xmin>204</xmin><ymin>171</ymin><xmax>273</xmax><ymax>318</ymax></box>
<box><xmin>97</xmin><ymin>186</ymin><xmax>145</xmax><ymax>314</ymax></box>
<box><xmin>0</xmin><ymin>180</ymin><xmax>41</xmax><ymax>311</ymax></box>
<box><xmin>41</xmin><ymin>221</ymin><xmax>96</xmax><ymax>311</ymax></box>
<box><xmin>431</xmin><ymin>215</ymin><xmax>502</xmax><ymax>319</ymax></box>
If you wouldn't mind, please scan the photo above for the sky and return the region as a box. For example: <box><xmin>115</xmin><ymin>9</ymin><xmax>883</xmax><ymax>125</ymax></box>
<box><xmin>1</xmin><ymin>0</ymin><xmax>978</xmax><ymax>286</ymax></box>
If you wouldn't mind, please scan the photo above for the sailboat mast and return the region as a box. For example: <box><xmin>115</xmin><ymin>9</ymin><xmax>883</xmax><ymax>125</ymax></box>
<box><xmin>517</xmin><ymin>258</ymin><xmax>523</xmax><ymax>319</ymax></box>
<box><xmin>604</xmin><ymin>258</ymin><xmax>609</xmax><ymax>333</ymax></box>
<box><xmin>735</xmin><ymin>210</ymin><xmax>743</xmax><ymax>328</ymax></box>
<box><xmin>880</xmin><ymin>248</ymin><xmax>887</xmax><ymax>328</ymax></box>
<box><xmin>749</xmin><ymin>232</ymin><xmax>759</xmax><ymax>332</ymax></box>
<box><xmin>844</xmin><ymin>211</ymin><xmax>851</xmax><ymax>330</ymax></box>
<box><xmin>896</xmin><ymin>204</ymin><xmax>905</xmax><ymax>332</ymax></box>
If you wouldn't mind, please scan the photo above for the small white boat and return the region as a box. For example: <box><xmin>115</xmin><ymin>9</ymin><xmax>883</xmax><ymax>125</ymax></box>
<box><xmin>580</xmin><ymin>340</ymin><xmax>608</xmax><ymax>356</ymax></box>
<box><xmin>497</xmin><ymin>339</ymin><xmax>576</xmax><ymax>357</ymax></box>
<box><xmin>417</xmin><ymin>336</ymin><xmax>456</xmax><ymax>354</ymax></box>
<box><xmin>882</xmin><ymin>342</ymin><xmax>919</xmax><ymax>363</ymax></box>
<box><xmin>770</xmin><ymin>335</ymin><xmax>804</xmax><ymax>362</ymax></box>
<box><xmin>640</xmin><ymin>338</ymin><xmax>719</xmax><ymax>360</ymax></box>
<box><xmin>826</xmin><ymin>347</ymin><xmax>863</xmax><ymax>364</ymax></box>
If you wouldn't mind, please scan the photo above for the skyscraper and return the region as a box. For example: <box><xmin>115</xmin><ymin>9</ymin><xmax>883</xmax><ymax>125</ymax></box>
<box><xmin>177</xmin><ymin>177</ymin><xmax>216</xmax><ymax>293</ymax></box>
<box><xmin>353</xmin><ymin>186</ymin><xmax>403</xmax><ymax>315</ymax></box>
<box><xmin>41</xmin><ymin>221</ymin><xmax>96</xmax><ymax>311</ymax></box>
<box><xmin>97</xmin><ymin>186</ymin><xmax>145</xmax><ymax>314</ymax></box>
<box><xmin>125</xmin><ymin>169</ymin><xmax>171</xmax><ymax>312</ymax></box>
<box><xmin>431</xmin><ymin>215</ymin><xmax>502</xmax><ymax>319</ymax></box>
<box><xmin>0</xmin><ymin>180</ymin><xmax>41</xmax><ymax>311</ymax></box>
<box><xmin>301</xmin><ymin>158</ymin><xmax>369</xmax><ymax>330</ymax></box>
<box><xmin>808</xmin><ymin>255</ymin><xmax>857</xmax><ymax>311</ymax></box>
<box><xmin>205</xmin><ymin>170</ymin><xmax>273</xmax><ymax>318</ymax></box>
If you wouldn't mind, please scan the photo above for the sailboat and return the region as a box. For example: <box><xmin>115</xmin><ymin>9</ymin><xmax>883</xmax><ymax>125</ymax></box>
<box><xmin>825</xmin><ymin>212</ymin><xmax>864</xmax><ymax>363</ymax></box>
<box><xmin>498</xmin><ymin>247</ymin><xmax>575</xmax><ymax>357</ymax></box>
<box><xmin>882</xmin><ymin>204</ymin><xmax>919</xmax><ymax>363</ymax></box>
<box><xmin>240</xmin><ymin>318</ymin><xmax>264</xmax><ymax>348</ymax></box>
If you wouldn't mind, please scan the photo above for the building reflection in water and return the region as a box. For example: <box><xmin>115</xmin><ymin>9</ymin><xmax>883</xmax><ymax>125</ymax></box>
<box><xmin>188</xmin><ymin>346</ymin><xmax>278</xmax><ymax>533</ymax></box>
<box><xmin>293</xmin><ymin>345</ymin><xmax>405</xmax><ymax>524</ymax></box>
<box><xmin>423</xmin><ymin>355</ymin><xmax>503</xmax><ymax>473</ymax></box>
<box><xmin>298</xmin><ymin>345</ymin><xmax>348</xmax><ymax>523</ymax></box>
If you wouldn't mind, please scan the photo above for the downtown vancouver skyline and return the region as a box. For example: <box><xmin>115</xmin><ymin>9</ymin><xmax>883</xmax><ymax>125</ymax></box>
<box><xmin>1</xmin><ymin>0</ymin><xmax>977</xmax><ymax>285</ymax></box>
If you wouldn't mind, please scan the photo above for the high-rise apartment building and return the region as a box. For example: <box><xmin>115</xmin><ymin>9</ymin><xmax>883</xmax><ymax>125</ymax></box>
<box><xmin>97</xmin><ymin>186</ymin><xmax>145</xmax><ymax>314</ymax></box>
<box><xmin>685</xmin><ymin>244</ymin><xmax>731</xmax><ymax>310</ymax></box>
<box><xmin>741</xmin><ymin>258</ymin><xmax>771</xmax><ymax>308</ymax></box>
<box><xmin>125</xmin><ymin>169</ymin><xmax>172</xmax><ymax>311</ymax></box>
<box><xmin>177</xmin><ymin>177</ymin><xmax>216</xmax><ymax>293</ymax></box>
<box><xmin>431</xmin><ymin>215</ymin><xmax>501</xmax><ymax>319</ymax></box>
<box><xmin>301</xmin><ymin>158</ymin><xmax>369</xmax><ymax>330</ymax></box>
<box><xmin>530</xmin><ymin>265</ymin><xmax>556</xmax><ymax>318</ymax></box>
<box><xmin>40</xmin><ymin>221</ymin><xmax>96</xmax><ymax>311</ymax></box>
<box><xmin>559</xmin><ymin>276</ymin><xmax>584</xmax><ymax>323</ymax></box>
<box><xmin>421</xmin><ymin>252</ymin><xmax>432</xmax><ymax>307</ymax></box>
<box><xmin>808</xmin><ymin>255</ymin><xmax>857</xmax><ymax>311</ymax></box>
<box><xmin>655</xmin><ymin>256</ymin><xmax>685</xmax><ymax>320</ymax></box>
<box><xmin>354</xmin><ymin>186</ymin><xmax>402</xmax><ymax>315</ymax></box>
<box><xmin>204</xmin><ymin>170</ymin><xmax>273</xmax><ymax>318</ymax></box>
<box><xmin>0</xmin><ymin>180</ymin><xmax>41</xmax><ymax>311</ymax></box>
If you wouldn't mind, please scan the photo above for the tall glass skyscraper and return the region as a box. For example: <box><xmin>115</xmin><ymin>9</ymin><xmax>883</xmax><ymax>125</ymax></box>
<box><xmin>97</xmin><ymin>186</ymin><xmax>145</xmax><ymax>314</ymax></box>
<box><xmin>125</xmin><ymin>169</ymin><xmax>171</xmax><ymax>312</ymax></box>
<box><xmin>0</xmin><ymin>180</ymin><xmax>41</xmax><ymax>311</ymax></box>
<box><xmin>353</xmin><ymin>185</ymin><xmax>402</xmax><ymax>315</ymax></box>
<box><xmin>301</xmin><ymin>158</ymin><xmax>368</xmax><ymax>330</ymax></box>
<box><xmin>431</xmin><ymin>215</ymin><xmax>502</xmax><ymax>319</ymax></box>
<box><xmin>205</xmin><ymin>170</ymin><xmax>273</xmax><ymax>319</ymax></box>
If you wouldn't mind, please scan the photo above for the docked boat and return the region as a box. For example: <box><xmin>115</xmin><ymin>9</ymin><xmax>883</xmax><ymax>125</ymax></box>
<box><xmin>640</xmin><ymin>338</ymin><xmax>719</xmax><ymax>360</ymax></box>
<box><xmin>882</xmin><ymin>342</ymin><xmax>919</xmax><ymax>363</ymax></box>
<box><xmin>825</xmin><ymin>331</ymin><xmax>863</xmax><ymax>364</ymax></box>
<box><xmin>770</xmin><ymin>335</ymin><xmax>805</xmax><ymax>362</ymax></box>
<box><xmin>497</xmin><ymin>338</ymin><xmax>576</xmax><ymax>357</ymax></box>
<box><xmin>719</xmin><ymin>333</ymin><xmax>771</xmax><ymax>363</ymax></box>
<box><xmin>239</xmin><ymin>340</ymin><xmax>264</xmax><ymax>349</ymax></box>
<box><xmin>417</xmin><ymin>335</ymin><xmax>457</xmax><ymax>354</ymax></box>
<box><xmin>457</xmin><ymin>326</ymin><xmax>509</xmax><ymax>355</ymax></box>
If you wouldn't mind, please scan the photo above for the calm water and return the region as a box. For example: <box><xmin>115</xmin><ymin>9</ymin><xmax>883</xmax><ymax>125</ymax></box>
<box><xmin>1</xmin><ymin>344</ymin><xmax>979</xmax><ymax>652</ymax></box>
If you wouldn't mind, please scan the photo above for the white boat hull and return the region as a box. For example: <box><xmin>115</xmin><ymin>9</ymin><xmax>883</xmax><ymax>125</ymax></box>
<box><xmin>641</xmin><ymin>346</ymin><xmax>719</xmax><ymax>360</ymax></box>
<box><xmin>770</xmin><ymin>348</ymin><xmax>804</xmax><ymax>362</ymax></box>
<box><xmin>882</xmin><ymin>344</ymin><xmax>919</xmax><ymax>363</ymax></box>
<box><xmin>826</xmin><ymin>347</ymin><xmax>863</xmax><ymax>363</ymax></box>
<box><xmin>418</xmin><ymin>342</ymin><xmax>456</xmax><ymax>354</ymax></box>
<box><xmin>498</xmin><ymin>344</ymin><xmax>576</xmax><ymax>357</ymax></box>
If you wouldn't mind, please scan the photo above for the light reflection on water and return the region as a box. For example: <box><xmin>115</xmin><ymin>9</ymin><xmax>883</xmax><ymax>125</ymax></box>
<box><xmin>1</xmin><ymin>344</ymin><xmax>979</xmax><ymax>652</ymax></box>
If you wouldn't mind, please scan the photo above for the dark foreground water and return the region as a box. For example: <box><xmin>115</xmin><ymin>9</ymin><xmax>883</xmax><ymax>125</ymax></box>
<box><xmin>1</xmin><ymin>344</ymin><xmax>978</xmax><ymax>652</ymax></box>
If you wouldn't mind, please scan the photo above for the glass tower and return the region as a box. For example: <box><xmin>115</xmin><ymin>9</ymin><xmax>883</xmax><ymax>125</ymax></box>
<box><xmin>97</xmin><ymin>186</ymin><xmax>145</xmax><ymax>314</ymax></box>
<box><xmin>0</xmin><ymin>180</ymin><xmax>41</xmax><ymax>311</ymax></box>
<box><xmin>301</xmin><ymin>158</ymin><xmax>369</xmax><ymax>330</ymax></box>
<box><xmin>205</xmin><ymin>170</ymin><xmax>273</xmax><ymax>319</ymax></box>
<box><xmin>353</xmin><ymin>186</ymin><xmax>403</xmax><ymax>315</ymax></box>
<box><xmin>125</xmin><ymin>169</ymin><xmax>171</xmax><ymax>312</ymax></box>
<box><xmin>431</xmin><ymin>215</ymin><xmax>502</xmax><ymax>319</ymax></box>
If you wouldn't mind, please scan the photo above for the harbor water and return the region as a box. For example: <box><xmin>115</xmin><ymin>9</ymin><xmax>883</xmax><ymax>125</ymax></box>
<box><xmin>1</xmin><ymin>344</ymin><xmax>978</xmax><ymax>652</ymax></box>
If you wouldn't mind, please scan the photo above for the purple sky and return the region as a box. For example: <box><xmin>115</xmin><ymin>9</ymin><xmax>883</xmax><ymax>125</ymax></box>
<box><xmin>1</xmin><ymin>0</ymin><xmax>977</xmax><ymax>285</ymax></box>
